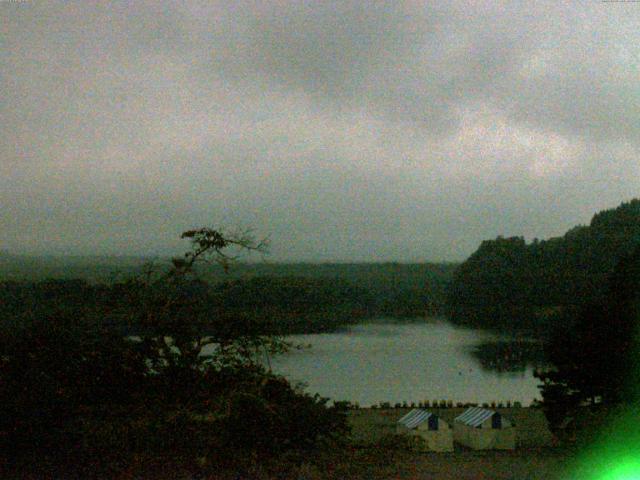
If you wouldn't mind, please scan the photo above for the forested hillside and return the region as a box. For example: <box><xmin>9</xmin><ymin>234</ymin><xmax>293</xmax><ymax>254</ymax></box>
<box><xmin>203</xmin><ymin>262</ymin><xmax>456</xmax><ymax>318</ymax></box>
<box><xmin>0</xmin><ymin>260</ymin><xmax>457</xmax><ymax>333</ymax></box>
<box><xmin>447</xmin><ymin>199</ymin><xmax>640</xmax><ymax>333</ymax></box>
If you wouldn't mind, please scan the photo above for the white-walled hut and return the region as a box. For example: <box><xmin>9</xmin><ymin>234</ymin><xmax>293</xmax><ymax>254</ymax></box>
<box><xmin>396</xmin><ymin>409</ymin><xmax>453</xmax><ymax>452</ymax></box>
<box><xmin>453</xmin><ymin>407</ymin><xmax>516</xmax><ymax>450</ymax></box>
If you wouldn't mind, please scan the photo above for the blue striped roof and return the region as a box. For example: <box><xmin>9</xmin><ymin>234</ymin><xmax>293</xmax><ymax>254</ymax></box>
<box><xmin>455</xmin><ymin>407</ymin><xmax>510</xmax><ymax>427</ymax></box>
<box><xmin>397</xmin><ymin>409</ymin><xmax>436</xmax><ymax>429</ymax></box>
<box><xmin>455</xmin><ymin>407</ymin><xmax>492</xmax><ymax>427</ymax></box>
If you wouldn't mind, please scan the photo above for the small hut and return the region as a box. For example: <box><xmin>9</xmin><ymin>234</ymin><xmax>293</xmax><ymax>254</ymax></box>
<box><xmin>396</xmin><ymin>409</ymin><xmax>453</xmax><ymax>452</ymax></box>
<box><xmin>453</xmin><ymin>407</ymin><xmax>515</xmax><ymax>450</ymax></box>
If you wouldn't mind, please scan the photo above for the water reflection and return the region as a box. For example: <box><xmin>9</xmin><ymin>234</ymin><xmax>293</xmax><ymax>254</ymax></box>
<box><xmin>469</xmin><ymin>340</ymin><xmax>548</xmax><ymax>374</ymax></box>
<box><xmin>270</xmin><ymin>319</ymin><xmax>542</xmax><ymax>406</ymax></box>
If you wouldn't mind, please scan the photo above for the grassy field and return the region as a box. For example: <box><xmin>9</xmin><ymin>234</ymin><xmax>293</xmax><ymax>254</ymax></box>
<box><xmin>307</xmin><ymin>448</ymin><xmax>574</xmax><ymax>480</ymax></box>
<box><xmin>3</xmin><ymin>409</ymin><xmax>570</xmax><ymax>480</ymax></box>
<box><xmin>5</xmin><ymin>447</ymin><xmax>574</xmax><ymax>480</ymax></box>
<box><xmin>310</xmin><ymin>408</ymin><xmax>571</xmax><ymax>480</ymax></box>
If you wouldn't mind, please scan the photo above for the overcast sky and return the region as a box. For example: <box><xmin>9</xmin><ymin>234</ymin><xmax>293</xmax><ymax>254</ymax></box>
<box><xmin>2</xmin><ymin>1</ymin><xmax>639</xmax><ymax>261</ymax></box>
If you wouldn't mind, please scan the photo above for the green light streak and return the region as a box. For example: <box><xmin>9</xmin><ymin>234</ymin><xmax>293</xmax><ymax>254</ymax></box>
<box><xmin>566</xmin><ymin>406</ymin><xmax>640</xmax><ymax>480</ymax></box>
<box><xmin>599</xmin><ymin>460</ymin><xmax>640</xmax><ymax>480</ymax></box>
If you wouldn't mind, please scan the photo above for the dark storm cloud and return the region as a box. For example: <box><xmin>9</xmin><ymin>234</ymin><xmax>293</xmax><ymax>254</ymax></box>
<box><xmin>1</xmin><ymin>1</ymin><xmax>639</xmax><ymax>260</ymax></box>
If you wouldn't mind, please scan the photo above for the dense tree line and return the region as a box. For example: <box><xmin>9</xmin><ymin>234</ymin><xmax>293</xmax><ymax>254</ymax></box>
<box><xmin>1</xmin><ymin>275</ymin><xmax>372</xmax><ymax>337</ymax></box>
<box><xmin>0</xmin><ymin>263</ymin><xmax>456</xmax><ymax>334</ymax></box>
<box><xmin>199</xmin><ymin>262</ymin><xmax>456</xmax><ymax>318</ymax></box>
<box><xmin>447</xmin><ymin>199</ymin><xmax>640</xmax><ymax>333</ymax></box>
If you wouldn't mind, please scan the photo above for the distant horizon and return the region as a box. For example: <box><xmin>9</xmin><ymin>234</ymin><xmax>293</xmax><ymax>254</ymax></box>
<box><xmin>3</xmin><ymin>196</ymin><xmax>637</xmax><ymax>263</ymax></box>
<box><xmin>0</xmin><ymin>249</ymin><xmax>460</xmax><ymax>265</ymax></box>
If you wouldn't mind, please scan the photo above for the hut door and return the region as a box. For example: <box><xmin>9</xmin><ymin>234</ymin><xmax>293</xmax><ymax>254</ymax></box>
<box><xmin>491</xmin><ymin>413</ymin><xmax>502</xmax><ymax>429</ymax></box>
<box><xmin>428</xmin><ymin>415</ymin><xmax>438</xmax><ymax>431</ymax></box>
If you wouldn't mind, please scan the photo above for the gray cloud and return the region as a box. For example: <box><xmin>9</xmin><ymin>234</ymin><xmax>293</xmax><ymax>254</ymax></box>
<box><xmin>1</xmin><ymin>1</ymin><xmax>639</xmax><ymax>261</ymax></box>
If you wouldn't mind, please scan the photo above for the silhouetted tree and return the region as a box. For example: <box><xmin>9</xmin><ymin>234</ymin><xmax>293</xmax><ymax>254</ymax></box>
<box><xmin>535</xmin><ymin>246</ymin><xmax>640</xmax><ymax>430</ymax></box>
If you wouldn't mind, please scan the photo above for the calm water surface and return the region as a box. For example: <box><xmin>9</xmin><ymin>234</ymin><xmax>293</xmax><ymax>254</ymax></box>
<box><xmin>269</xmin><ymin>319</ymin><xmax>541</xmax><ymax>406</ymax></box>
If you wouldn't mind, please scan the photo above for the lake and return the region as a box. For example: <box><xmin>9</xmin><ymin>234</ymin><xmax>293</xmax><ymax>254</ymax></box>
<box><xmin>268</xmin><ymin>319</ymin><xmax>542</xmax><ymax>407</ymax></box>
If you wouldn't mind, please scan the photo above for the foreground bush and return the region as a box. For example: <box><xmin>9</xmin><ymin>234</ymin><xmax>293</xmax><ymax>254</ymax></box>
<box><xmin>0</xmin><ymin>311</ymin><xmax>348</xmax><ymax>478</ymax></box>
<box><xmin>0</xmin><ymin>228</ymin><xmax>349</xmax><ymax>478</ymax></box>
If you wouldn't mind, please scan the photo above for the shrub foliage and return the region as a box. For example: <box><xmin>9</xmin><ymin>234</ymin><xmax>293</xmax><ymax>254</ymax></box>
<box><xmin>0</xmin><ymin>228</ymin><xmax>348</xmax><ymax>477</ymax></box>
